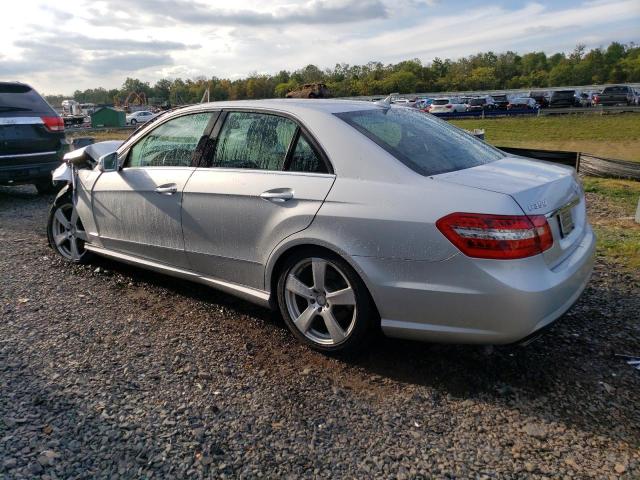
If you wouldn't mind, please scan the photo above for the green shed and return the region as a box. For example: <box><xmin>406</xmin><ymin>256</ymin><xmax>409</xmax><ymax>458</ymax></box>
<box><xmin>91</xmin><ymin>107</ymin><xmax>125</xmax><ymax>128</ymax></box>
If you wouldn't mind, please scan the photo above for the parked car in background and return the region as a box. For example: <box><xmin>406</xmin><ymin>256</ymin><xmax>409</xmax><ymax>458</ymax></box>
<box><xmin>428</xmin><ymin>98</ymin><xmax>466</xmax><ymax>113</ymax></box>
<box><xmin>528</xmin><ymin>91</ymin><xmax>549</xmax><ymax>108</ymax></box>
<box><xmin>285</xmin><ymin>83</ymin><xmax>331</xmax><ymax>99</ymax></box>
<box><xmin>126</xmin><ymin>110</ymin><xmax>156</xmax><ymax>125</ymax></box>
<box><xmin>597</xmin><ymin>85</ymin><xmax>635</xmax><ymax>106</ymax></box>
<box><xmin>466</xmin><ymin>96</ymin><xmax>496</xmax><ymax>111</ymax></box>
<box><xmin>413</xmin><ymin>98</ymin><xmax>433</xmax><ymax>110</ymax></box>
<box><xmin>490</xmin><ymin>94</ymin><xmax>510</xmax><ymax>110</ymax></box>
<box><xmin>634</xmin><ymin>89</ymin><xmax>640</xmax><ymax>106</ymax></box>
<box><xmin>577</xmin><ymin>92</ymin><xmax>596</xmax><ymax>107</ymax></box>
<box><xmin>507</xmin><ymin>97</ymin><xmax>537</xmax><ymax>109</ymax></box>
<box><xmin>548</xmin><ymin>90</ymin><xmax>580</xmax><ymax>108</ymax></box>
<box><xmin>0</xmin><ymin>81</ymin><xmax>66</xmax><ymax>194</ymax></box>
<box><xmin>48</xmin><ymin>99</ymin><xmax>595</xmax><ymax>353</ymax></box>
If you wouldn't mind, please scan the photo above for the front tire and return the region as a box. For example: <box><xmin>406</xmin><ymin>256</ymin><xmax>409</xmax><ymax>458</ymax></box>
<box><xmin>276</xmin><ymin>249</ymin><xmax>377</xmax><ymax>354</ymax></box>
<box><xmin>35</xmin><ymin>180</ymin><xmax>60</xmax><ymax>195</ymax></box>
<box><xmin>130</xmin><ymin>119</ymin><xmax>137</xmax><ymax>125</ymax></box>
<box><xmin>47</xmin><ymin>190</ymin><xmax>93</xmax><ymax>263</ymax></box>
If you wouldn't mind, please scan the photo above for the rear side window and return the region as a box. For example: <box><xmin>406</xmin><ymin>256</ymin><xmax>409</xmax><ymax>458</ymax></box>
<box><xmin>335</xmin><ymin>107</ymin><xmax>504</xmax><ymax>176</ymax></box>
<box><xmin>0</xmin><ymin>83</ymin><xmax>53</xmax><ymax>114</ymax></box>
<box><xmin>213</xmin><ymin>112</ymin><xmax>297</xmax><ymax>170</ymax></box>
<box><xmin>288</xmin><ymin>134</ymin><xmax>328</xmax><ymax>173</ymax></box>
<box><xmin>128</xmin><ymin>112</ymin><xmax>214</xmax><ymax>167</ymax></box>
<box><xmin>552</xmin><ymin>91</ymin><xmax>574</xmax><ymax>98</ymax></box>
<box><xmin>602</xmin><ymin>86</ymin><xmax>627</xmax><ymax>94</ymax></box>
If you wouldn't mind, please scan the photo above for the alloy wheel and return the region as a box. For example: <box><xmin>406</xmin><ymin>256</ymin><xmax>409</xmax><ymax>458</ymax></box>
<box><xmin>51</xmin><ymin>203</ymin><xmax>88</xmax><ymax>261</ymax></box>
<box><xmin>284</xmin><ymin>257</ymin><xmax>357</xmax><ymax>346</ymax></box>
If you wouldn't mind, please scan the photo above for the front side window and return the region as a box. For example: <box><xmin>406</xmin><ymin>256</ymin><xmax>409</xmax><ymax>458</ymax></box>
<box><xmin>335</xmin><ymin>107</ymin><xmax>505</xmax><ymax>176</ymax></box>
<box><xmin>288</xmin><ymin>134</ymin><xmax>328</xmax><ymax>173</ymax></box>
<box><xmin>128</xmin><ymin>112</ymin><xmax>213</xmax><ymax>168</ymax></box>
<box><xmin>213</xmin><ymin>112</ymin><xmax>297</xmax><ymax>170</ymax></box>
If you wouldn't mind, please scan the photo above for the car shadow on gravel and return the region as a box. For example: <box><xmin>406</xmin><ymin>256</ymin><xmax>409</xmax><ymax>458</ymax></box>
<box><xmin>84</xmin><ymin>254</ymin><xmax>639</xmax><ymax>446</ymax></box>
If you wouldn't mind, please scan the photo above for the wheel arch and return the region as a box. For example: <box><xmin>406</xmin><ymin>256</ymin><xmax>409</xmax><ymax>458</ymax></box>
<box><xmin>265</xmin><ymin>239</ymin><xmax>379</xmax><ymax>317</ymax></box>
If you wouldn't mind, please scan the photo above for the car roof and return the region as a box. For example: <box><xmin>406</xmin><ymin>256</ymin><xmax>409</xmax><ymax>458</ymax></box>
<box><xmin>0</xmin><ymin>81</ymin><xmax>32</xmax><ymax>88</ymax></box>
<box><xmin>177</xmin><ymin>98</ymin><xmax>379</xmax><ymax>117</ymax></box>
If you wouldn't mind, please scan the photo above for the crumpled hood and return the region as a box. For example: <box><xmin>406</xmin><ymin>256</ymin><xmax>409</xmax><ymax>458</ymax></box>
<box><xmin>63</xmin><ymin>140</ymin><xmax>124</xmax><ymax>164</ymax></box>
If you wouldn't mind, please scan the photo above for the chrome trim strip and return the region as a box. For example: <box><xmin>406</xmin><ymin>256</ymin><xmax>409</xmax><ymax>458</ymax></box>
<box><xmin>83</xmin><ymin>244</ymin><xmax>271</xmax><ymax>307</ymax></box>
<box><xmin>0</xmin><ymin>151</ymin><xmax>57</xmax><ymax>159</ymax></box>
<box><xmin>545</xmin><ymin>196</ymin><xmax>580</xmax><ymax>219</ymax></box>
<box><xmin>0</xmin><ymin>116</ymin><xmax>44</xmax><ymax>125</ymax></box>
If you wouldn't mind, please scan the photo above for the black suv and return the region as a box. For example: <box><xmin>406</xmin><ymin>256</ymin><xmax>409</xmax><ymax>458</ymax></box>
<box><xmin>490</xmin><ymin>94</ymin><xmax>509</xmax><ymax>110</ymax></box>
<box><xmin>0</xmin><ymin>82</ymin><xmax>67</xmax><ymax>193</ymax></box>
<box><xmin>548</xmin><ymin>90</ymin><xmax>580</xmax><ymax>108</ymax></box>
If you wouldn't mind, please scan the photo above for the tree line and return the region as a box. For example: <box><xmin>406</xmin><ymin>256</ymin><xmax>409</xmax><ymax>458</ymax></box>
<box><xmin>45</xmin><ymin>42</ymin><xmax>639</xmax><ymax>107</ymax></box>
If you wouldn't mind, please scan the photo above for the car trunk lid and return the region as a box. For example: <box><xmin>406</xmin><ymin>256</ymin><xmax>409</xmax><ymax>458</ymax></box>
<box><xmin>436</xmin><ymin>156</ymin><xmax>587</xmax><ymax>267</ymax></box>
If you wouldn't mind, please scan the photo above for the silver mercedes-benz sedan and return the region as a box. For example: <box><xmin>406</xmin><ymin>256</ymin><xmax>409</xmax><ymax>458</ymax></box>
<box><xmin>48</xmin><ymin>99</ymin><xmax>595</xmax><ymax>353</ymax></box>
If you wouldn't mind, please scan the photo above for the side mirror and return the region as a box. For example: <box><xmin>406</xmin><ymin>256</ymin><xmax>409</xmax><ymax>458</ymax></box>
<box><xmin>98</xmin><ymin>152</ymin><xmax>119</xmax><ymax>172</ymax></box>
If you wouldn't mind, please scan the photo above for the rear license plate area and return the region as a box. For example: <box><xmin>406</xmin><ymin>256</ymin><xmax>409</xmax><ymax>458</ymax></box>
<box><xmin>557</xmin><ymin>206</ymin><xmax>575</xmax><ymax>237</ymax></box>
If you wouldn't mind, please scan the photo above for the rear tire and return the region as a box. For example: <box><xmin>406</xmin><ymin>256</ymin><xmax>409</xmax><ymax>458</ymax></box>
<box><xmin>276</xmin><ymin>249</ymin><xmax>377</xmax><ymax>354</ymax></box>
<box><xmin>47</xmin><ymin>189</ymin><xmax>93</xmax><ymax>264</ymax></box>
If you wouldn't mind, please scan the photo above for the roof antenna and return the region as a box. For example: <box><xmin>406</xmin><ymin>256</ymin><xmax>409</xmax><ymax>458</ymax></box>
<box><xmin>375</xmin><ymin>92</ymin><xmax>398</xmax><ymax>109</ymax></box>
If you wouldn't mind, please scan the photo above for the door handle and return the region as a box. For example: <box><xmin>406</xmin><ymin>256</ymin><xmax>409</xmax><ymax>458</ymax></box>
<box><xmin>155</xmin><ymin>184</ymin><xmax>178</xmax><ymax>195</ymax></box>
<box><xmin>260</xmin><ymin>189</ymin><xmax>294</xmax><ymax>203</ymax></box>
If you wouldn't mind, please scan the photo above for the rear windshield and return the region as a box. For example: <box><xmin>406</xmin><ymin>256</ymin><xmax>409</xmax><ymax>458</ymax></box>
<box><xmin>602</xmin><ymin>86</ymin><xmax>628</xmax><ymax>94</ymax></box>
<box><xmin>492</xmin><ymin>95</ymin><xmax>507</xmax><ymax>101</ymax></box>
<box><xmin>334</xmin><ymin>107</ymin><xmax>505</xmax><ymax>176</ymax></box>
<box><xmin>469</xmin><ymin>99</ymin><xmax>485</xmax><ymax>105</ymax></box>
<box><xmin>432</xmin><ymin>99</ymin><xmax>449</xmax><ymax>105</ymax></box>
<box><xmin>0</xmin><ymin>83</ymin><xmax>53</xmax><ymax>113</ymax></box>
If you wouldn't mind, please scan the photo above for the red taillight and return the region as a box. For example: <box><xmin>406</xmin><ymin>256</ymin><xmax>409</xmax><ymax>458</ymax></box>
<box><xmin>436</xmin><ymin>212</ymin><xmax>553</xmax><ymax>260</ymax></box>
<box><xmin>41</xmin><ymin>116</ymin><xmax>65</xmax><ymax>132</ymax></box>
<box><xmin>445</xmin><ymin>104</ymin><xmax>452</xmax><ymax>109</ymax></box>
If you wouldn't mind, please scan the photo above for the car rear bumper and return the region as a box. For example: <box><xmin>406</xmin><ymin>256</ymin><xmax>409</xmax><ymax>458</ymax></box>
<box><xmin>353</xmin><ymin>225</ymin><xmax>596</xmax><ymax>344</ymax></box>
<box><xmin>0</xmin><ymin>155</ymin><xmax>62</xmax><ymax>184</ymax></box>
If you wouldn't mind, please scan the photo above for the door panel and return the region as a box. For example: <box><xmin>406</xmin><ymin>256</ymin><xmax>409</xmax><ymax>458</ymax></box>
<box><xmin>182</xmin><ymin>169</ymin><xmax>335</xmax><ymax>289</ymax></box>
<box><xmin>90</xmin><ymin>111</ymin><xmax>217</xmax><ymax>268</ymax></box>
<box><xmin>92</xmin><ymin>167</ymin><xmax>194</xmax><ymax>267</ymax></box>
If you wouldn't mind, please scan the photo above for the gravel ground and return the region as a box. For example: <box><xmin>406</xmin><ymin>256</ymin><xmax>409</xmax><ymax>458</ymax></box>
<box><xmin>1</xmin><ymin>185</ymin><xmax>639</xmax><ymax>479</ymax></box>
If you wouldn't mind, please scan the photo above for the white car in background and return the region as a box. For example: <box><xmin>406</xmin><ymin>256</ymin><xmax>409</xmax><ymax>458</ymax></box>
<box><xmin>126</xmin><ymin>110</ymin><xmax>156</xmax><ymax>125</ymax></box>
<box><xmin>428</xmin><ymin>98</ymin><xmax>467</xmax><ymax>113</ymax></box>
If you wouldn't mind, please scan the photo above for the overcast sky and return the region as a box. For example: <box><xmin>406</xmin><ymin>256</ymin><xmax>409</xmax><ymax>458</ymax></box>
<box><xmin>1</xmin><ymin>0</ymin><xmax>638</xmax><ymax>95</ymax></box>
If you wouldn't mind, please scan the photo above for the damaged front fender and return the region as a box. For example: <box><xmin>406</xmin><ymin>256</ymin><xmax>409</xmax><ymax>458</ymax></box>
<box><xmin>52</xmin><ymin>162</ymin><xmax>72</xmax><ymax>182</ymax></box>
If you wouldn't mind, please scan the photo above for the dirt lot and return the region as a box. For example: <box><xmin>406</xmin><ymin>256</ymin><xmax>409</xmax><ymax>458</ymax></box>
<box><xmin>1</xmin><ymin>185</ymin><xmax>639</xmax><ymax>479</ymax></box>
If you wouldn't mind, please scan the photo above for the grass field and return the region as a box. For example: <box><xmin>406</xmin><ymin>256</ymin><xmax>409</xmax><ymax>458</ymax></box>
<box><xmin>450</xmin><ymin>114</ymin><xmax>640</xmax><ymax>162</ymax></box>
<box><xmin>582</xmin><ymin>177</ymin><xmax>640</xmax><ymax>272</ymax></box>
<box><xmin>69</xmin><ymin>129</ymin><xmax>132</xmax><ymax>143</ymax></box>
